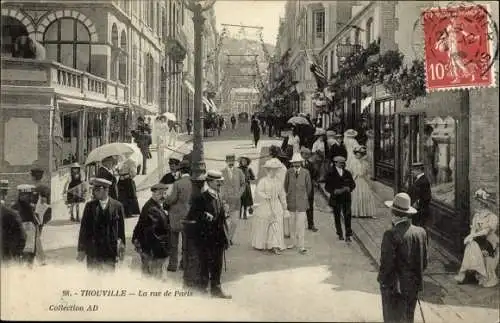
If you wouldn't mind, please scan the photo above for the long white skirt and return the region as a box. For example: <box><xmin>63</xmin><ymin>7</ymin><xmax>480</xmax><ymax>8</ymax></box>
<box><xmin>251</xmin><ymin>203</ymin><xmax>286</xmax><ymax>250</ymax></box>
<box><xmin>351</xmin><ymin>176</ymin><xmax>377</xmax><ymax>218</ymax></box>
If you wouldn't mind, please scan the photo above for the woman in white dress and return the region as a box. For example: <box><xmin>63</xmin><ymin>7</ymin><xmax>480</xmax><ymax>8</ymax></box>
<box><xmin>288</xmin><ymin>127</ymin><xmax>301</xmax><ymax>154</ymax></box>
<box><xmin>350</xmin><ymin>146</ymin><xmax>376</xmax><ymax>218</ymax></box>
<box><xmin>344</xmin><ymin>129</ymin><xmax>360</xmax><ymax>172</ymax></box>
<box><xmin>455</xmin><ymin>193</ymin><xmax>499</xmax><ymax>287</ymax></box>
<box><xmin>251</xmin><ymin>158</ymin><xmax>288</xmax><ymax>254</ymax></box>
<box><xmin>311</xmin><ymin>128</ymin><xmax>326</xmax><ymax>182</ymax></box>
<box><xmin>157</xmin><ymin>116</ymin><xmax>169</xmax><ymax>177</ymax></box>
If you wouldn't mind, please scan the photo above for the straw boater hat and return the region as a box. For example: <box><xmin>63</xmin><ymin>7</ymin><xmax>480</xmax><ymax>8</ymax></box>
<box><xmin>70</xmin><ymin>163</ymin><xmax>81</xmax><ymax>169</ymax></box>
<box><xmin>206</xmin><ymin>170</ymin><xmax>224</xmax><ymax>181</ymax></box>
<box><xmin>264</xmin><ymin>159</ymin><xmax>283</xmax><ymax>169</ymax></box>
<box><xmin>290</xmin><ymin>153</ymin><xmax>304</xmax><ymax>163</ymax></box>
<box><xmin>326</xmin><ymin>130</ymin><xmax>336</xmax><ymax>137</ymax></box>
<box><xmin>90</xmin><ymin>178</ymin><xmax>112</xmax><ymax>188</ymax></box>
<box><xmin>384</xmin><ymin>192</ymin><xmax>418</xmax><ymax>216</ymax></box>
<box><xmin>344</xmin><ymin>129</ymin><xmax>358</xmax><ymax>137</ymax></box>
<box><xmin>315</xmin><ymin>128</ymin><xmax>326</xmax><ymax>136</ymax></box>
<box><xmin>17</xmin><ymin>184</ymin><xmax>36</xmax><ymax>193</ymax></box>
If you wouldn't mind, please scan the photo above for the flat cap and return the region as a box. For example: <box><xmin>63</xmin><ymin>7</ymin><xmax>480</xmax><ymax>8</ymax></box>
<box><xmin>90</xmin><ymin>178</ymin><xmax>112</xmax><ymax>187</ymax></box>
<box><xmin>17</xmin><ymin>184</ymin><xmax>36</xmax><ymax>192</ymax></box>
<box><xmin>206</xmin><ymin>170</ymin><xmax>224</xmax><ymax>181</ymax></box>
<box><xmin>151</xmin><ymin>183</ymin><xmax>169</xmax><ymax>191</ymax></box>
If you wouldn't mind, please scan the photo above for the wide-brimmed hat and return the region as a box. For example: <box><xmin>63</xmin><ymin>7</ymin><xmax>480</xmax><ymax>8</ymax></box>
<box><xmin>290</xmin><ymin>153</ymin><xmax>304</xmax><ymax>163</ymax></box>
<box><xmin>344</xmin><ymin>129</ymin><xmax>358</xmax><ymax>137</ymax></box>
<box><xmin>206</xmin><ymin>170</ymin><xmax>224</xmax><ymax>181</ymax></box>
<box><xmin>70</xmin><ymin>163</ymin><xmax>81</xmax><ymax>169</ymax></box>
<box><xmin>384</xmin><ymin>193</ymin><xmax>418</xmax><ymax>215</ymax></box>
<box><xmin>264</xmin><ymin>158</ymin><xmax>283</xmax><ymax>169</ymax></box>
<box><xmin>239</xmin><ymin>156</ymin><xmax>251</xmax><ymax>165</ymax></box>
<box><xmin>353</xmin><ymin>145</ymin><xmax>367</xmax><ymax>154</ymax></box>
<box><xmin>315</xmin><ymin>128</ymin><xmax>326</xmax><ymax>136</ymax></box>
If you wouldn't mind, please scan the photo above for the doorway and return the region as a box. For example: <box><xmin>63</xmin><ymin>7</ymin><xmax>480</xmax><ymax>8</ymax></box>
<box><xmin>394</xmin><ymin>112</ymin><xmax>426</xmax><ymax>193</ymax></box>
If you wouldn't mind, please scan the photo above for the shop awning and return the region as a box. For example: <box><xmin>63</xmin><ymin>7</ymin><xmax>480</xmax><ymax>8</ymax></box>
<box><xmin>208</xmin><ymin>99</ymin><xmax>217</xmax><ymax>113</ymax></box>
<box><xmin>58</xmin><ymin>97</ymin><xmax>115</xmax><ymax>109</ymax></box>
<box><xmin>202</xmin><ymin>97</ymin><xmax>211</xmax><ymax>109</ymax></box>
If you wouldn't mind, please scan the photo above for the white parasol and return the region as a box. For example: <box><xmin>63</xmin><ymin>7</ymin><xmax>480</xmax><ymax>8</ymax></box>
<box><xmin>85</xmin><ymin>143</ymin><xmax>135</xmax><ymax>165</ymax></box>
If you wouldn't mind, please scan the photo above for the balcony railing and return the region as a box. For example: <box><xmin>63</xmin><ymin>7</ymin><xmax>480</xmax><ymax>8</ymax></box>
<box><xmin>1</xmin><ymin>57</ymin><xmax>128</xmax><ymax>103</ymax></box>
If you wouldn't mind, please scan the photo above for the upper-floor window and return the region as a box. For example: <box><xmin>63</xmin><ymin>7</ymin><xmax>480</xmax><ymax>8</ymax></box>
<box><xmin>366</xmin><ymin>17</ymin><xmax>373</xmax><ymax>45</ymax></box>
<box><xmin>44</xmin><ymin>18</ymin><xmax>91</xmax><ymax>72</ymax></box>
<box><xmin>354</xmin><ymin>28</ymin><xmax>361</xmax><ymax>45</ymax></box>
<box><xmin>314</xmin><ymin>10</ymin><xmax>325</xmax><ymax>35</ymax></box>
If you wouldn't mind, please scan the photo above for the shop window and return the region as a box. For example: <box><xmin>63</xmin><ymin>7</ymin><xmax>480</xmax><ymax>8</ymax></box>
<box><xmin>365</xmin><ymin>18</ymin><xmax>373</xmax><ymax>46</ymax></box>
<box><xmin>424</xmin><ymin>116</ymin><xmax>456</xmax><ymax>206</ymax></box>
<box><xmin>86</xmin><ymin>111</ymin><xmax>106</xmax><ymax>159</ymax></box>
<box><xmin>43</xmin><ymin>18</ymin><xmax>91</xmax><ymax>71</ymax></box>
<box><xmin>61</xmin><ymin>111</ymin><xmax>80</xmax><ymax>165</ymax></box>
<box><xmin>376</xmin><ymin>99</ymin><xmax>396</xmax><ymax>164</ymax></box>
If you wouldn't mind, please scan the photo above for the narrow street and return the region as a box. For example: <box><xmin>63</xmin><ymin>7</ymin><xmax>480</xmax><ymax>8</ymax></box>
<box><xmin>2</xmin><ymin>130</ymin><xmax>497</xmax><ymax>322</ymax></box>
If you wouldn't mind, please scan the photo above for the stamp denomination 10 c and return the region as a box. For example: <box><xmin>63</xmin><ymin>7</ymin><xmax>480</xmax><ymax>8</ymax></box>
<box><xmin>423</xmin><ymin>4</ymin><xmax>497</xmax><ymax>91</ymax></box>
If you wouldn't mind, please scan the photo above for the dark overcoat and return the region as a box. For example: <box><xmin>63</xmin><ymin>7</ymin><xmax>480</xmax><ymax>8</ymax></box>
<box><xmin>1</xmin><ymin>205</ymin><xmax>26</xmax><ymax>260</ymax></box>
<box><xmin>78</xmin><ymin>198</ymin><xmax>126</xmax><ymax>264</ymax></box>
<box><xmin>407</xmin><ymin>175</ymin><xmax>432</xmax><ymax>227</ymax></box>
<box><xmin>132</xmin><ymin>198</ymin><xmax>170</xmax><ymax>258</ymax></box>
<box><xmin>324</xmin><ymin>167</ymin><xmax>356</xmax><ymax>207</ymax></box>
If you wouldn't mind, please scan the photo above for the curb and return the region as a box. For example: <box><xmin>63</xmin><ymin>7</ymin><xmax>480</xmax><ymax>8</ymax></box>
<box><xmin>135</xmin><ymin>138</ymin><xmax>193</xmax><ymax>192</ymax></box>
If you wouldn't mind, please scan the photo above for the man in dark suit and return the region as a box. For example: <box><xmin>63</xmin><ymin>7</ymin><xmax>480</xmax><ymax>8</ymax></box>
<box><xmin>324</xmin><ymin>156</ymin><xmax>356</xmax><ymax>242</ymax></box>
<box><xmin>132</xmin><ymin>183</ymin><xmax>171</xmax><ymax>278</ymax></box>
<box><xmin>1</xmin><ymin>180</ymin><xmax>26</xmax><ymax>262</ymax></box>
<box><xmin>184</xmin><ymin>170</ymin><xmax>231</xmax><ymax>299</ymax></box>
<box><xmin>300</xmin><ymin>147</ymin><xmax>318</xmax><ymax>232</ymax></box>
<box><xmin>330</xmin><ymin>133</ymin><xmax>348</xmax><ymax>160</ymax></box>
<box><xmin>407</xmin><ymin>163</ymin><xmax>432</xmax><ymax>230</ymax></box>
<box><xmin>77</xmin><ymin>178</ymin><xmax>126</xmax><ymax>271</ymax></box>
<box><xmin>97</xmin><ymin>156</ymin><xmax>118</xmax><ymax>200</ymax></box>
<box><xmin>160</xmin><ymin>158</ymin><xmax>180</xmax><ymax>185</ymax></box>
<box><xmin>378</xmin><ymin>192</ymin><xmax>428</xmax><ymax>323</ymax></box>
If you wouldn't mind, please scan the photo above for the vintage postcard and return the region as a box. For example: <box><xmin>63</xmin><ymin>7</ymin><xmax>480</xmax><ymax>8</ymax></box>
<box><xmin>1</xmin><ymin>1</ymin><xmax>499</xmax><ymax>322</ymax></box>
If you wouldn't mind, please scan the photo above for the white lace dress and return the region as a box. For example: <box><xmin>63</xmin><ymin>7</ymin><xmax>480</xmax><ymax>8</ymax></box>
<box><xmin>251</xmin><ymin>175</ymin><xmax>287</xmax><ymax>250</ymax></box>
<box><xmin>350</xmin><ymin>157</ymin><xmax>377</xmax><ymax>218</ymax></box>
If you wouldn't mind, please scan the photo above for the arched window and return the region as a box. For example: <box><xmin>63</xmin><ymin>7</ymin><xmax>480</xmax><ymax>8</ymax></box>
<box><xmin>44</xmin><ymin>18</ymin><xmax>91</xmax><ymax>71</ymax></box>
<box><xmin>110</xmin><ymin>24</ymin><xmax>118</xmax><ymax>81</ymax></box>
<box><xmin>366</xmin><ymin>18</ymin><xmax>373</xmax><ymax>45</ymax></box>
<box><xmin>119</xmin><ymin>31</ymin><xmax>127</xmax><ymax>84</ymax></box>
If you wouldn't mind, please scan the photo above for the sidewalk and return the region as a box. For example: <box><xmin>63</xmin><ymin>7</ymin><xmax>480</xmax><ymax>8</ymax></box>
<box><xmin>317</xmin><ymin>180</ymin><xmax>499</xmax><ymax>310</ymax></box>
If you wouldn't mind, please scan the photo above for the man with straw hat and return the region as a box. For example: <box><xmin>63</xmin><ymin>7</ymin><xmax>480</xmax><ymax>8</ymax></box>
<box><xmin>284</xmin><ymin>153</ymin><xmax>312</xmax><ymax>254</ymax></box>
<box><xmin>378</xmin><ymin>192</ymin><xmax>428</xmax><ymax>323</ymax></box>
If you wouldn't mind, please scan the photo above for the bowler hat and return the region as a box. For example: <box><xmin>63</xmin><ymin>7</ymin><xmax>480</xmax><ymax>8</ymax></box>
<box><xmin>206</xmin><ymin>170</ymin><xmax>224</xmax><ymax>181</ymax></box>
<box><xmin>225</xmin><ymin>154</ymin><xmax>236</xmax><ymax>161</ymax></box>
<box><xmin>384</xmin><ymin>193</ymin><xmax>418</xmax><ymax>215</ymax></box>
<box><xmin>169</xmin><ymin>158</ymin><xmax>181</xmax><ymax>165</ymax></box>
<box><xmin>90</xmin><ymin>178</ymin><xmax>112</xmax><ymax>188</ymax></box>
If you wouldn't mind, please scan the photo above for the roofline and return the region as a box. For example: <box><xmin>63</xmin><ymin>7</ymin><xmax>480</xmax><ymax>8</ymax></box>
<box><xmin>318</xmin><ymin>1</ymin><xmax>376</xmax><ymax>57</ymax></box>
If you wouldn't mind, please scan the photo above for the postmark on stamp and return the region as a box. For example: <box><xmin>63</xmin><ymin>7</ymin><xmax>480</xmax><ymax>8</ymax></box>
<box><xmin>422</xmin><ymin>3</ymin><xmax>497</xmax><ymax>91</ymax></box>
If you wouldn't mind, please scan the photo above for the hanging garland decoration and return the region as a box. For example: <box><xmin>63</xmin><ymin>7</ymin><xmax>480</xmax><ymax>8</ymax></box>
<box><xmin>258</xmin><ymin>30</ymin><xmax>272</xmax><ymax>64</ymax></box>
<box><xmin>205</xmin><ymin>27</ymin><xmax>227</xmax><ymax>69</ymax></box>
<box><xmin>382</xmin><ymin>59</ymin><xmax>426</xmax><ymax>107</ymax></box>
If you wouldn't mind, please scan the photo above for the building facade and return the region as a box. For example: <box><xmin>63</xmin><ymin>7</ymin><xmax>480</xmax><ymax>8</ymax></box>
<box><xmin>0</xmin><ymin>0</ymin><xmax>173</xmax><ymax>206</ymax></box>
<box><xmin>318</xmin><ymin>0</ymin><xmax>499</xmax><ymax>258</ymax></box>
<box><xmin>229</xmin><ymin>88</ymin><xmax>260</xmax><ymax>121</ymax></box>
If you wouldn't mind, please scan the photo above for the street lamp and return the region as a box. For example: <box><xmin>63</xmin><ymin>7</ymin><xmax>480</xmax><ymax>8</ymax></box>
<box><xmin>183</xmin><ymin>0</ymin><xmax>216</xmax><ymax>190</ymax></box>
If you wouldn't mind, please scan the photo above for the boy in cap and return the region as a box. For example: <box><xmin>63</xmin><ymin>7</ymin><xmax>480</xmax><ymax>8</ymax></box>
<box><xmin>133</xmin><ymin>183</ymin><xmax>171</xmax><ymax>278</ymax></box>
<box><xmin>324</xmin><ymin>156</ymin><xmax>356</xmax><ymax>242</ymax></box>
<box><xmin>378</xmin><ymin>193</ymin><xmax>428</xmax><ymax>323</ymax></box>
<box><xmin>77</xmin><ymin>178</ymin><xmax>126</xmax><ymax>271</ymax></box>
<box><xmin>184</xmin><ymin>170</ymin><xmax>232</xmax><ymax>298</ymax></box>
<box><xmin>221</xmin><ymin>154</ymin><xmax>246</xmax><ymax>244</ymax></box>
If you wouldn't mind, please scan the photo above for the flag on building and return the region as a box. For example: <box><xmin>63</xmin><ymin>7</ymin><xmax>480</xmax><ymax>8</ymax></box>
<box><xmin>306</xmin><ymin>50</ymin><xmax>327</xmax><ymax>90</ymax></box>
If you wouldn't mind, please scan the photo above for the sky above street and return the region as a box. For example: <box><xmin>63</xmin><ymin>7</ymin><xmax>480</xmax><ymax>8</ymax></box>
<box><xmin>214</xmin><ymin>0</ymin><xmax>285</xmax><ymax>45</ymax></box>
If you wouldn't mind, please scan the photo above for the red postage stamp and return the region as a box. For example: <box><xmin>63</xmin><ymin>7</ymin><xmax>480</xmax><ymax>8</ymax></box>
<box><xmin>423</xmin><ymin>4</ymin><xmax>496</xmax><ymax>91</ymax></box>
